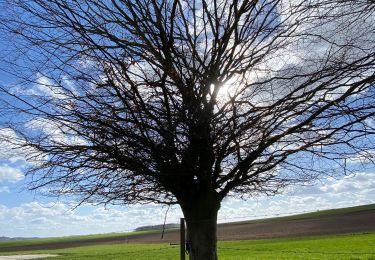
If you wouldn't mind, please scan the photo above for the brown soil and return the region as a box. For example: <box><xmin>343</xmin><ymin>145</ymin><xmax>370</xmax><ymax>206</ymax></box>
<box><xmin>2</xmin><ymin>210</ymin><xmax>375</xmax><ymax>252</ymax></box>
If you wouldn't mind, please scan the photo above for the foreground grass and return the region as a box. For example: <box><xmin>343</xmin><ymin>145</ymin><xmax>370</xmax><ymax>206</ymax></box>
<box><xmin>217</xmin><ymin>233</ymin><xmax>375</xmax><ymax>260</ymax></box>
<box><xmin>1</xmin><ymin>232</ymin><xmax>374</xmax><ymax>259</ymax></box>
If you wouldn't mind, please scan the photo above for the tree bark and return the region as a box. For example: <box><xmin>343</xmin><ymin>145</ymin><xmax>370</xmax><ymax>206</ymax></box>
<box><xmin>180</xmin><ymin>191</ymin><xmax>221</xmax><ymax>260</ymax></box>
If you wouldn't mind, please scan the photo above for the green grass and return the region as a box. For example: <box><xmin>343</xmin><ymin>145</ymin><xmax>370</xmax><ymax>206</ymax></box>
<box><xmin>217</xmin><ymin>233</ymin><xmax>375</xmax><ymax>260</ymax></box>
<box><xmin>1</xmin><ymin>233</ymin><xmax>375</xmax><ymax>259</ymax></box>
<box><xmin>0</xmin><ymin>230</ymin><xmax>164</xmax><ymax>249</ymax></box>
<box><xmin>0</xmin><ymin>243</ymin><xmax>180</xmax><ymax>259</ymax></box>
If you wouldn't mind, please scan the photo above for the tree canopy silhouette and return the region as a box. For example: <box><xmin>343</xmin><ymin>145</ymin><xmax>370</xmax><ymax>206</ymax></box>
<box><xmin>0</xmin><ymin>0</ymin><xmax>374</xmax><ymax>259</ymax></box>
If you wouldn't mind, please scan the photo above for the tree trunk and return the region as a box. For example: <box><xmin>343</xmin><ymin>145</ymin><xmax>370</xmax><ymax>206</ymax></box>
<box><xmin>180</xmin><ymin>191</ymin><xmax>221</xmax><ymax>260</ymax></box>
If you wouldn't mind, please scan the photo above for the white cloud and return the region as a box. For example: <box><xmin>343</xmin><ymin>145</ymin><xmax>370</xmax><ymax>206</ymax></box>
<box><xmin>0</xmin><ymin>201</ymin><xmax>183</xmax><ymax>238</ymax></box>
<box><xmin>347</xmin><ymin>151</ymin><xmax>375</xmax><ymax>165</ymax></box>
<box><xmin>1</xmin><ymin>171</ymin><xmax>375</xmax><ymax>238</ymax></box>
<box><xmin>321</xmin><ymin>172</ymin><xmax>375</xmax><ymax>194</ymax></box>
<box><xmin>218</xmin><ymin>171</ymin><xmax>375</xmax><ymax>222</ymax></box>
<box><xmin>35</xmin><ymin>73</ymin><xmax>67</xmax><ymax>100</ymax></box>
<box><xmin>0</xmin><ymin>165</ymin><xmax>24</xmax><ymax>182</ymax></box>
<box><xmin>0</xmin><ymin>186</ymin><xmax>10</xmax><ymax>193</ymax></box>
<box><xmin>26</xmin><ymin>118</ymin><xmax>66</xmax><ymax>143</ymax></box>
<box><xmin>26</xmin><ymin>118</ymin><xmax>86</xmax><ymax>146</ymax></box>
<box><xmin>0</xmin><ymin>128</ymin><xmax>27</xmax><ymax>163</ymax></box>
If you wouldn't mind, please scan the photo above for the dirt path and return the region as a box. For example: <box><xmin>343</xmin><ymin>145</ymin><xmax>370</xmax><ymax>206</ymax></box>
<box><xmin>1</xmin><ymin>210</ymin><xmax>374</xmax><ymax>252</ymax></box>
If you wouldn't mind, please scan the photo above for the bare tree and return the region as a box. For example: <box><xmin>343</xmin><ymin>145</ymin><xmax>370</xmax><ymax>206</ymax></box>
<box><xmin>0</xmin><ymin>0</ymin><xmax>374</xmax><ymax>259</ymax></box>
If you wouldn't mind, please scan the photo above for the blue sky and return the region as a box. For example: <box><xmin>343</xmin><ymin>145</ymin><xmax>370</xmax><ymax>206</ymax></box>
<box><xmin>0</xmin><ymin>1</ymin><xmax>375</xmax><ymax>239</ymax></box>
<box><xmin>0</xmin><ymin>136</ymin><xmax>374</xmax><ymax>238</ymax></box>
<box><xmin>0</xmin><ymin>43</ymin><xmax>375</xmax><ymax>239</ymax></box>
<box><xmin>0</xmin><ymin>75</ymin><xmax>375</xmax><ymax>238</ymax></box>
<box><xmin>2</xmin><ymin>88</ymin><xmax>372</xmax><ymax>238</ymax></box>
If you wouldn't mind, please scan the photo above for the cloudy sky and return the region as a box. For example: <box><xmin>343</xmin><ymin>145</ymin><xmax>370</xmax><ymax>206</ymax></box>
<box><xmin>0</xmin><ymin>1</ymin><xmax>375</xmax><ymax>239</ymax></box>
<box><xmin>1</xmin><ymin>86</ymin><xmax>374</xmax><ymax>238</ymax></box>
<box><xmin>1</xmin><ymin>91</ymin><xmax>373</xmax><ymax>238</ymax></box>
<box><xmin>1</xmin><ymin>141</ymin><xmax>374</xmax><ymax>238</ymax></box>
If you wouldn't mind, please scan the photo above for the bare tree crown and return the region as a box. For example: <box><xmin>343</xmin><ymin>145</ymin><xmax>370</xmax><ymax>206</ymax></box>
<box><xmin>0</xmin><ymin>0</ymin><xmax>374</xmax><ymax>205</ymax></box>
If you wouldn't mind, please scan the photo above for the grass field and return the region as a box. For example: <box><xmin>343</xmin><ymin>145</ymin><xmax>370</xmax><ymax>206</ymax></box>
<box><xmin>0</xmin><ymin>230</ymin><xmax>160</xmax><ymax>249</ymax></box>
<box><xmin>1</xmin><ymin>232</ymin><xmax>375</xmax><ymax>259</ymax></box>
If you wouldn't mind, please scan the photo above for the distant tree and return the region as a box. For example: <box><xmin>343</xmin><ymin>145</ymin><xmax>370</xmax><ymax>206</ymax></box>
<box><xmin>0</xmin><ymin>0</ymin><xmax>374</xmax><ymax>259</ymax></box>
